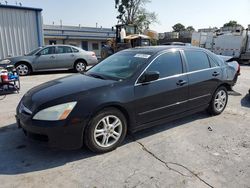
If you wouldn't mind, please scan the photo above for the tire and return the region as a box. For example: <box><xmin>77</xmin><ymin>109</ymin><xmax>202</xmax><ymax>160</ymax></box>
<box><xmin>74</xmin><ymin>60</ymin><xmax>87</xmax><ymax>73</ymax></box>
<box><xmin>84</xmin><ymin>108</ymin><xmax>127</xmax><ymax>153</ymax></box>
<box><xmin>207</xmin><ymin>86</ymin><xmax>228</xmax><ymax>115</ymax></box>
<box><xmin>15</xmin><ymin>63</ymin><xmax>31</xmax><ymax>76</ymax></box>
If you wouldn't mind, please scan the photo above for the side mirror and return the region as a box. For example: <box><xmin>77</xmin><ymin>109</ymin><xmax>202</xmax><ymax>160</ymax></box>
<box><xmin>36</xmin><ymin>52</ymin><xmax>41</xmax><ymax>56</ymax></box>
<box><xmin>139</xmin><ymin>71</ymin><xmax>160</xmax><ymax>83</ymax></box>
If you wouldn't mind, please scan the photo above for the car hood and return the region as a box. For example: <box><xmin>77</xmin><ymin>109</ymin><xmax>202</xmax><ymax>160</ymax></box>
<box><xmin>22</xmin><ymin>74</ymin><xmax>116</xmax><ymax>111</ymax></box>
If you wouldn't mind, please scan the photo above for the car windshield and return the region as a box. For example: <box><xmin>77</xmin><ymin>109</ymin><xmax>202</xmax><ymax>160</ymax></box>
<box><xmin>25</xmin><ymin>47</ymin><xmax>42</xmax><ymax>56</ymax></box>
<box><xmin>86</xmin><ymin>51</ymin><xmax>152</xmax><ymax>80</ymax></box>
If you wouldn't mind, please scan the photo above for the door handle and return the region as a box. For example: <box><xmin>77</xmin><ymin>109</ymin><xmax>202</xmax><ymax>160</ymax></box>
<box><xmin>176</xmin><ymin>80</ymin><xmax>187</xmax><ymax>86</ymax></box>
<box><xmin>70</xmin><ymin>54</ymin><xmax>75</xmax><ymax>57</ymax></box>
<box><xmin>50</xmin><ymin>56</ymin><xmax>55</xmax><ymax>59</ymax></box>
<box><xmin>212</xmin><ymin>72</ymin><xmax>220</xmax><ymax>77</ymax></box>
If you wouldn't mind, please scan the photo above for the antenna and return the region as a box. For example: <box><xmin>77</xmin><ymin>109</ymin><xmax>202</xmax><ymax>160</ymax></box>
<box><xmin>5</xmin><ymin>1</ymin><xmax>8</xmax><ymax>5</ymax></box>
<box><xmin>19</xmin><ymin>2</ymin><xmax>22</xmax><ymax>6</ymax></box>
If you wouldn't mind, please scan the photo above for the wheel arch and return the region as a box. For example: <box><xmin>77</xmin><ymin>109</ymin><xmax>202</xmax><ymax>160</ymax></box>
<box><xmin>85</xmin><ymin>103</ymin><xmax>132</xmax><ymax>133</ymax></box>
<box><xmin>15</xmin><ymin>61</ymin><xmax>33</xmax><ymax>72</ymax></box>
<box><xmin>74</xmin><ymin>58</ymin><xmax>87</xmax><ymax>66</ymax></box>
<box><xmin>217</xmin><ymin>83</ymin><xmax>232</xmax><ymax>92</ymax></box>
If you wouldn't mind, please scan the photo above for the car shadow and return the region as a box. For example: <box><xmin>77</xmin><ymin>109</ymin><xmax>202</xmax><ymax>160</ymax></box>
<box><xmin>241</xmin><ymin>94</ymin><xmax>250</xmax><ymax>108</ymax></box>
<box><xmin>0</xmin><ymin>111</ymin><xmax>210</xmax><ymax>175</ymax></box>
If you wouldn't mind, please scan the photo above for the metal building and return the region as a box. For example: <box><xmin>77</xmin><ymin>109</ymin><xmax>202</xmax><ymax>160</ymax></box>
<box><xmin>0</xmin><ymin>5</ymin><xmax>43</xmax><ymax>60</ymax></box>
<box><xmin>43</xmin><ymin>25</ymin><xmax>115</xmax><ymax>58</ymax></box>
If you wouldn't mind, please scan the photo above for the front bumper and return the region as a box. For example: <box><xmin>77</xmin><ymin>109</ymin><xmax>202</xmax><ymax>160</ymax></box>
<box><xmin>16</xmin><ymin>112</ymin><xmax>86</xmax><ymax>150</ymax></box>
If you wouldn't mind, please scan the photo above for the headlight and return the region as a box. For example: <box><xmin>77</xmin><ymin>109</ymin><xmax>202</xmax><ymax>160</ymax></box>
<box><xmin>33</xmin><ymin>102</ymin><xmax>77</xmax><ymax>121</ymax></box>
<box><xmin>0</xmin><ymin>59</ymin><xmax>11</xmax><ymax>65</ymax></box>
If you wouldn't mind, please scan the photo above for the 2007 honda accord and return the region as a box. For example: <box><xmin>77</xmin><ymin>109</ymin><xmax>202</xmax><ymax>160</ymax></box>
<box><xmin>16</xmin><ymin>46</ymin><xmax>239</xmax><ymax>153</ymax></box>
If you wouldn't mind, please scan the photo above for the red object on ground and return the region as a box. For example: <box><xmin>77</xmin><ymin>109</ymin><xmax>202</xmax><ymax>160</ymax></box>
<box><xmin>1</xmin><ymin>71</ymin><xmax>8</xmax><ymax>82</ymax></box>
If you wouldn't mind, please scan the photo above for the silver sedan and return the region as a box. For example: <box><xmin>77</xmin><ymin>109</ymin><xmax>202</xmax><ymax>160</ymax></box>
<box><xmin>0</xmin><ymin>45</ymin><xmax>98</xmax><ymax>76</ymax></box>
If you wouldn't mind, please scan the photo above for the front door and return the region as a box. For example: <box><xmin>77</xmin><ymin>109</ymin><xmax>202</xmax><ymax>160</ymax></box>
<box><xmin>134</xmin><ymin>51</ymin><xmax>189</xmax><ymax>125</ymax></box>
<box><xmin>33</xmin><ymin>46</ymin><xmax>57</xmax><ymax>70</ymax></box>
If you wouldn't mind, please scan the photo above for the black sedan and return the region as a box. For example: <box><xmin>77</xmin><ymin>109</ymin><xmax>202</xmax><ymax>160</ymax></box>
<box><xmin>16</xmin><ymin>46</ymin><xmax>239</xmax><ymax>153</ymax></box>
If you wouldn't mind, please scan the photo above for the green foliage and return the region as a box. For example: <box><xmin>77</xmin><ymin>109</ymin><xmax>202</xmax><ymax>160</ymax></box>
<box><xmin>223</xmin><ymin>20</ymin><xmax>242</xmax><ymax>27</ymax></box>
<box><xmin>172</xmin><ymin>23</ymin><xmax>186</xmax><ymax>32</ymax></box>
<box><xmin>115</xmin><ymin>0</ymin><xmax>158</xmax><ymax>33</ymax></box>
<box><xmin>186</xmin><ymin>26</ymin><xmax>195</xmax><ymax>32</ymax></box>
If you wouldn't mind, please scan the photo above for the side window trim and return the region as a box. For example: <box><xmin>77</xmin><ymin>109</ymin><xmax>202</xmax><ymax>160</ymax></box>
<box><xmin>135</xmin><ymin>50</ymin><xmax>184</xmax><ymax>86</ymax></box>
<box><xmin>207</xmin><ymin>54</ymin><xmax>220</xmax><ymax>67</ymax></box>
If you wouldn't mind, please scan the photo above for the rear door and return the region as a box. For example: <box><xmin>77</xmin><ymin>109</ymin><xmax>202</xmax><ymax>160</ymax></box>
<box><xmin>134</xmin><ymin>50</ymin><xmax>189</xmax><ymax>125</ymax></box>
<box><xmin>33</xmin><ymin>46</ymin><xmax>57</xmax><ymax>70</ymax></box>
<box><xmin>54</xmin><ymin>46</ymin><xmax>76</xmax><ymax>69</ymax></box>
<box><xmin>183</xmin><ymin>50</ymin><xmax>223</xmax><ymax>109</ymax></box>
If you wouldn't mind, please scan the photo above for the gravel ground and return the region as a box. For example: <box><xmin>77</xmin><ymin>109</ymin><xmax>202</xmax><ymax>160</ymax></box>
<box><xmin>0</xmin><ymin>67</ymin><xmax>249</xmax><ymax>188</ymax></box>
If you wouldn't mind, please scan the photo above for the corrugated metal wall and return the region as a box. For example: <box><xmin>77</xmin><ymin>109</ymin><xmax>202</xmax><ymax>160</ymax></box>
<box><xmin>0</xmin><ymin>7</ymin><xmax>43</xmax><ymax>59</ymax></box>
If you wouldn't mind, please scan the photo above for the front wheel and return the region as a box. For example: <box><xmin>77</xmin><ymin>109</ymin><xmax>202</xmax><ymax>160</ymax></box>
<box><xmin>84</xmin><ymin>108</ymin><xmax>127</xmax><ymax>153</ymax></box>
<box><xmin>207</xmin><ymin>86</ymin><xmax>228</xmax><ymax>115</ymax></box>
<box><xmin>16</xmin><ymin>63</ymin><xmax>31</xmax><ymax>76</ymax></box>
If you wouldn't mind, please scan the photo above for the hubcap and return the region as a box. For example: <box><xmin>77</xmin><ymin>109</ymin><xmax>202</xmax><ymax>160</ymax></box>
<box><xmin>16</xmin><ymin>64</ymin><xmax>29</xmax><ymax>76</ymax></box>
<box><xmin>94</xmin><ymin>115</ymin><xmax>122</xmax><ymax>148</ymax></box>
<box><xmin>76</xmin><ymin>62</ymin><xmax>86</xmax><ymax>72</ymax></box>
<box><xmin>214</xmin><ymin>90</ymin><xmax>227</xmax><ymax>112</ymax></box>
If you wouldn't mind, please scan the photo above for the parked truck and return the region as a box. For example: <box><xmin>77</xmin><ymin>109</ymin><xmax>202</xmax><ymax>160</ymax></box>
<box><xmin>192</xmin><ymin>25</ymin><xmax>250</xmax><ymax>63</ymax></box>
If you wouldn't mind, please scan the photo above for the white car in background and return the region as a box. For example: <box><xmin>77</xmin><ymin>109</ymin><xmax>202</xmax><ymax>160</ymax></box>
<box><xmin>0</xmin><ymin>45</ymin><xmax>98</xmax><ymax>76</ymax></box>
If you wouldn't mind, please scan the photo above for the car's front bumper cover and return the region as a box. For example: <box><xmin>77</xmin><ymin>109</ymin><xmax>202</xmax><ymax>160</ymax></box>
<box><xmin>16</xmin><ymin>111</ymin><xmax>86</xmax><ymax>150</ymax></box>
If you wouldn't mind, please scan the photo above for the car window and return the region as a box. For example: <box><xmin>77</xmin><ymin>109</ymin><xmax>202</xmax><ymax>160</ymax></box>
<box><xmin>39</xmin><ymin>47</ymin><xmax>55</xmax><ymax>55</ymax></box>
<box><xmin>185</xmin><ymin>50</ymin><xmax>210</xmax><ymax>72</ymax></box>
<box><xmin>146</xmin><ymin>51</ymin><xmax>183</xmax><ymax>78</ymax></box>
<box><xmin>57</xmin><ymin>46</ymin><xmax>72</xmax><ymax>54</ymax></box>
<box><xmin>72</xmin><ymin>47</ymin><xmax>80</xmax><ymax>53</ymax></box>
<box><xmin>208</xmin><ymin>55</ymin><xmax>219</xmax><ymax>67</ymax></box>
<box><xmin>26</xmin><ymin>47</ymin><xmax>42</xmax><ymax>56</ymax></box>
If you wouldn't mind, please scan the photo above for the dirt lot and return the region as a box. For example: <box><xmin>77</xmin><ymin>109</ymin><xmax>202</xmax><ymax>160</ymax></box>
<box><xmin>0</xmin><ymin>67</ymin><xmax>250</xmax><ymax>188</ymax></box>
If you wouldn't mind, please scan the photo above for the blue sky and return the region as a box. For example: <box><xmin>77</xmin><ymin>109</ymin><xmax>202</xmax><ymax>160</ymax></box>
<box><xmin>4</xmin><ymin>0</ymin><xmax>250</xmax><ymax>32</ymax></box>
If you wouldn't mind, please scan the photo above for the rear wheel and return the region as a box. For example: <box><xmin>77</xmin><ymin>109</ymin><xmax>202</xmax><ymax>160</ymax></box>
<box><xmin>84</xmin><ymin>108</ymin><xmax>127</xmax><ymax>153</ymax></box>
<box><xmin>207</xmin><ymin>86</ymin><xmax>228</xmax><ymax>115</ymax></box>
<box><xmin>15</xmin><ymin>63</ymin><xmax>31</xmax><ymax>76</ymax></box>
<box><xmin>74</xmin><ymin>60</ymin><xmax>87</xmax><ymax>73</ymax></box>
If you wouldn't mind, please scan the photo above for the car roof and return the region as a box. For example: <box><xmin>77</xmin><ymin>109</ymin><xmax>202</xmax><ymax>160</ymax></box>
<box><xmin>44</xmin><ymin>44</ymin><xmax>80</xmax><ymax>48</ymax></box>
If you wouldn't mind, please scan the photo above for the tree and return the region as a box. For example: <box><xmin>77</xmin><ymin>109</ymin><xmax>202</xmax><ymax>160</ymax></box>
<box><xmin>186</xmin><ymin>26</ymin><xmax>195</xmax><ymax>32</ymax></box>
<box><xmin>223</xmin><ymin>20</ymin><xmax>242</xmax><ymax>27</ymax></box>
<box><xmin>115</xmin><ymin>0</ymin><xmax>158</xmax><ymax>32</ymax></box>
<box><xmin>172</xmin><ymin>23</ymin><xmax>185</xmax><ymax>32</ymax></box>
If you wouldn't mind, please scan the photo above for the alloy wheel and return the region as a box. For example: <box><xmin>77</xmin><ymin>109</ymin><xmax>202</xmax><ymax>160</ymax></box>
<box><xmin>214</xmin><ymin>90</ymin><xmax>227</xmax><ymax>112</ymax></box>
<box><xmin>93</xmin><ymin>115</ymin><xmax>122</xmax><ymax>148</ymax></box>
